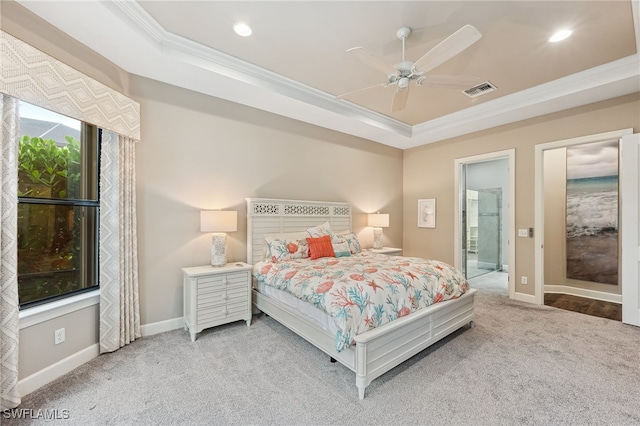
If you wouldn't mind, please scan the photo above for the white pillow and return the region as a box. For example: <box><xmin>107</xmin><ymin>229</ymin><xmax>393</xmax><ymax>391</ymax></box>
<box><xmin>306</xmin><ymin>221</ymin><xmax>335</xmax><ymax>238</ymax></box>
<box><xmin>332</xmin><ymin>240</ymin><xmax>351</xmax><ymax>257</ymax></box>
<box><xmin>336</xmin><ymin>230</ymin><xmax>362</xmax><ymax>254</ymax></box>
<box><xmin>266</xmin><ymin>238</ymin><xmax>309</xmax><ymax>262</ymax></box>
<box><xmin>263</xmin><ymin>232</ymin><xmax>309</xmax><ymax>260</ymax></box>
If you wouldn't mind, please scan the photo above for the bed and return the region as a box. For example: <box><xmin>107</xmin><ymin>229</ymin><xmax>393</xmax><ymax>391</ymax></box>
<box><xmin>247</xmin><ymin>198</ymin><xmax>476</xmax><ymax>399</ymax></box>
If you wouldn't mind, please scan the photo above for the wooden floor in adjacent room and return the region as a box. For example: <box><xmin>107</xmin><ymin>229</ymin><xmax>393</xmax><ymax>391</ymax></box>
<box><xmin>544</xmin><ymin>293</ymin><xmax>622</xmax><ymax>321</ymax></box>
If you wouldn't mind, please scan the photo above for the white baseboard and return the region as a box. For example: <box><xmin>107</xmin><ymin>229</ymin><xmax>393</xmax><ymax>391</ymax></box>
<box><xmin>544</xmin><ymin>285</ymin><xmax>622</xmax><ymax>304</ymax></box>
<box><xmin>19</xmin><ymin>344</ymin><xmax>99</xmax><ymax>397</ymax></box>
<box><xmin>140</xmin><ymin>316</ymin><xmax>184</xmax><ymax>337</ymax></box>
<box><xmin>18</xmin><ymin>317</ymin><xmax>184</xmax><ymax>398</ymax></box>
<box><xmin>513</xmin><ymin>291</ymin><xmax>537</xmax><ymax>304</ymax></box>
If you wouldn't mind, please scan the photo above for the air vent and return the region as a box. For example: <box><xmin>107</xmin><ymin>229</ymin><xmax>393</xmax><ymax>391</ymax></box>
<box><xmin>463</xmin><ymin>81</ymin><xmax>498</xmax><ymax>98</ymax></box>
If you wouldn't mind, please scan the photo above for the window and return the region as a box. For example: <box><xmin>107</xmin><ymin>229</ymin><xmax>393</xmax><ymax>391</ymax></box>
<box><xmin>17</xmin><ymin>101</ymin><xmax>100</xmax><ymax>308</ymax></box>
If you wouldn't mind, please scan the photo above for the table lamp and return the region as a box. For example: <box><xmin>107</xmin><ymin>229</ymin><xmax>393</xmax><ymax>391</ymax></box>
<box><xmin>368</xmin><ymin>212</ymin><xmax>389</xmax><ymax>249</ymax></box>
<box><xmin>200</xmin><ymin>210</ymin><xmax>238</xmax><ymax>266</ymax></box>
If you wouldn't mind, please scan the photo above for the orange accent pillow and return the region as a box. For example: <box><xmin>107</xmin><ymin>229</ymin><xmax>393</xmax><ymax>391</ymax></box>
<box><xmin>306</xmin><ymin>235</ymin><xmax>336</xmax><ymax>260</ymax></box>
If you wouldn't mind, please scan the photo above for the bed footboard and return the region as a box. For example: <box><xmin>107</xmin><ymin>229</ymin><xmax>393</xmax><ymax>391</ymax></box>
<box><xmin>253</xmin><ymin>287</ymin><xmax>476</xmax><ymax>399</ymax></box>
<box><xmin>353</xmin><ymin>288</ymin><xmax>476</xmax><ymax>399</ymax></box>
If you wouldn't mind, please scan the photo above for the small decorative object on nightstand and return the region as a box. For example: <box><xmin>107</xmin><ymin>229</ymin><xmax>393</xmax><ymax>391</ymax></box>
<box><xmin>368</xmin><ymin>212</ymin><xmax>389</xmax><ymax>249</ymax></box>
<box><xmin>369</xmin><ymin>247</ymin><xmax>403</xmax><ymax>256</ymax></box>
<box><xmin>200</xmin><ymin>210</ymin><xmax>238</xmax><ymax>267</ymax></box>
<box><xmin>182</xmin><ymin>262</ymin><xmax>252</xmax><ymax>342</ymax></box>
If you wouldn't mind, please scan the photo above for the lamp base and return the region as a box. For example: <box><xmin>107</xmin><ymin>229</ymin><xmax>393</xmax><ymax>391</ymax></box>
<box><xmin>373</xmin><ymin>227</ymin><xmax>383</xmax><ymax>249</ymax></box>
<box><xmin>211</xmin><ymin>233</ymin><xmax>227</xmax><ymax>267</ymax></box>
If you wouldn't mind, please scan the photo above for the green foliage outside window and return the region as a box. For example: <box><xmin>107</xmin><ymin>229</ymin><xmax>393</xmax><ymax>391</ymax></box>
<box><xmin>17</xmin><ymin>134</ymin><xmax>94</xmax><ymax>305</ymax></box>
<box><xmin>18</xmin><ymin>135</ymin><xmax>81</xmax><ymax>199</ymax></box>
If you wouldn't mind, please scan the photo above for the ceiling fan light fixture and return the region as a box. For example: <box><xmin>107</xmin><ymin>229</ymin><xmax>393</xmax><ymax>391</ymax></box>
<box><xmin>233</xmin><ymin>22</ymin><xmax>252</xmax><ymax>37</ymax></box>
<box><xmin>548</xmin><ymin>29</ymin><xmax>572</xmax><ymax>43</ymax></box>
<box><xmin>343</xmin><ymin>24</ymin><xmax>482</xmax><ymax>113</ymax></box>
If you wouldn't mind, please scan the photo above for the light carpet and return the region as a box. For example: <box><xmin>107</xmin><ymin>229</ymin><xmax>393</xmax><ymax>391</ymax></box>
<box><xmin>5</xmin><ymin>272</ymin><xmax>640</xmax><ymax>425</ymax></box>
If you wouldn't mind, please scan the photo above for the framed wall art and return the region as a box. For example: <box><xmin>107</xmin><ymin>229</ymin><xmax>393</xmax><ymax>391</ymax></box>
<box><xmin>418</xmin><ymin>198</ymin><xmax>436</xmax><ymax>228</ymax></box>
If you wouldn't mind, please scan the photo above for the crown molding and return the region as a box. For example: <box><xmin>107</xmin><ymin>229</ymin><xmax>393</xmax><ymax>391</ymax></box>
<box><xmin>410</xmin><ymin>54</ymin><xmax>640</xmax><ymax>148</ymax></box>
<box><xmin>107</xmin><ymin>0</ymin><xmax>165</xmax><ymax>43</ymax></box>
<box><xmin>16</xmin><ymin>0</ymin><xmax>640</xmax><ymax>150</ymax></box>
<box><xmin>104</xmin><ymin>0</ymin><xmax>412</xmax><ymax>139</ymax></box>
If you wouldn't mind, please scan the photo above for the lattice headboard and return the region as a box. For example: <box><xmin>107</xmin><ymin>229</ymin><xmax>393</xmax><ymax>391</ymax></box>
<box><xmin>246</xmin><ymin>198</ymin><xmax>352</xmax><ymax>264</ymax></box>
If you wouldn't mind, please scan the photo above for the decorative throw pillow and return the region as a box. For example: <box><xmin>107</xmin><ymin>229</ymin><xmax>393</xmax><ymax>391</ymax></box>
<box><xmin>306</xmin><ymin>235</ymin><xmax>336</xmax><ymax>260</ymax></box>
<box><xmin>306</xmin><ymin>221</ymin><xmax>335</xmax><ymax>239</ymax></box>
<box><xmin>264</xmin><ymin>232</ymin><xmax>308</xmax><ymax>260</ymax></box>
<box><xmin>266</xmin><ymin>238</ymin><xmax>309</xmax><ymax>262</ymax></box>
<box><xmin>337</xmin><ymin>230</ymin><xmax>362</xmax><ymax>254</ymax></box>
<box><xmin>332</xmin><ymin>240</ymin><xmax>351</xmax><ymax>258</ymax></box>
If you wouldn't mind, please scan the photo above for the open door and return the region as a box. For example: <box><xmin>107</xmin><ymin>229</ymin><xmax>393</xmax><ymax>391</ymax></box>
<box><xmin>535</xmin><ymin>129</ymin><xmax>637</xmax><ymax>313</ymax></box>
<box><xmin>621</xmin><ymin>133</ymin><xmax>640</xmax><ymax>326</ymax></box>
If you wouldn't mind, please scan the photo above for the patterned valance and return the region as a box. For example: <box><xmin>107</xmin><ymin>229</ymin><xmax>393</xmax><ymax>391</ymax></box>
<box><xmin>0</xmin><ymin>31</ymin><xmax>140</xmax><ymax>141</ymax></box>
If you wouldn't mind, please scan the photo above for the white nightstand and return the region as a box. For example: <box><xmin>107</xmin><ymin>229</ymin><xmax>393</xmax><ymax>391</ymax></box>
<box><xmin>369</xmin><ymin>247</ymin><xmax>403</xmax><ymax>256</ymax></box>
<box><xmin>182</xmin><ymin>262</ymin><xmax>253</xmax><ymax>342</ymax></box>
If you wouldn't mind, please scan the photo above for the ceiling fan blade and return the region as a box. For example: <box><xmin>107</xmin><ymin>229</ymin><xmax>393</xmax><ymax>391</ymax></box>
<box><xmin>417</xmin><ymin>75</ymin><xmax>481</xmax><ymax>90</ymax></box>
<box><xmin>391</xmin><ymin>87</ymin><xmax>409</xmax><ymax>113</ymax></box>
<box><xmin>347</xmin><ymin>47</ymin><xmax>398</xmax><ymax>76</ymax></box>
<box><xmin>337</xmin><ymin>82</ymin><xmax>388</xmax><ymax>99</ymax></box>
<box><xmin>413</xmin><ymin>25</ymin><xmax>482</xmax><ymax>74</ymax></box>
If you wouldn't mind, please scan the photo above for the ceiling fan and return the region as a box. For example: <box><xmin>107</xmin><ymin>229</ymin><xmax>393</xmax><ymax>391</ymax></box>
<box><xmin>339</xmin><ymin>25</ymin><xmax>482</xmax><ymax>113</ymax></box>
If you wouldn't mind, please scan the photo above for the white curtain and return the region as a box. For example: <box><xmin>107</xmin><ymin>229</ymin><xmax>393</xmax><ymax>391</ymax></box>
<box><xmin>99</xmin><ymin>130</ymin><xmax>141</xmax><ymax>353</ymax></box>
<box><xmin>0</xmin><ymin>95</ymin><xmax>20</xmax><ymax>409</ymax></box>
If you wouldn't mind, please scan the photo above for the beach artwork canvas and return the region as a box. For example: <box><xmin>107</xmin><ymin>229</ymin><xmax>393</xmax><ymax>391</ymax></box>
<box><xmin>566</xmin><ymin>140</ymin><xmax>619</xmax><ymax>285</ymax></box>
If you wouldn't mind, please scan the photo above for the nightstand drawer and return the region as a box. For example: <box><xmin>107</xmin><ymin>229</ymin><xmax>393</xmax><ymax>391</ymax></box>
<box><xmin>197</xmin><ymin>272</ymin><xmax>248</xmax><ymax>293</ymax></box>
<box><xmin>197</xmin><ymin>288</ymin><xmax>248</xmax><ymax>306</ymax></box>
<box><xmin>197</xmin><ymin>293</ymin><xmax>226</xmax><ymax>308</ymax></box>
<box><xmin>197</xmin><ymin>299</ymin><xmax>248</xmax><ymax>323</ymax></box>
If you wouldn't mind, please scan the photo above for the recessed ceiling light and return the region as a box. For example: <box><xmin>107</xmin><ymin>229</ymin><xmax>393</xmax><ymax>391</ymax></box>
<box><xmin>233</xmin><ymin>22</ymin><xmax>252</xmax><ymax>37</ymax></box>
<box><xmin>549</xmin><ymin>29</ymin><xmax>572</xmax><ymax>43</ymax></box>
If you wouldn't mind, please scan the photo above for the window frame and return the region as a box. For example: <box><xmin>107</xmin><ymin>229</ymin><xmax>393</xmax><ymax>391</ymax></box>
<box><xmin>17</xmin><ymin>119</ymin><xmax>101</xmax><ymax>309</ymax></box>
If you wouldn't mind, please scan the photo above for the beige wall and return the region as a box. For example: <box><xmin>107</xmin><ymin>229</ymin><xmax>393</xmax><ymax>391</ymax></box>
<box><xmin>4</xmin><ymin>0</ymin><xmax>640</xmax><ymax>391</ymax></box>
<box><xmin>4</xmin><ymin>0</ymin><xmax>403</xmax><ymax>382</ymax></box>
<box><xmin>131</xmin><ymin>76</ymin><xmax>403</xmax><ymax>325</ymax></box>
<box><xmin>403</xmin><ymin>93</ymin><xmax>640</xmax><ymax>296</ymax></box>
<box><xmin>544</xmin><ymin>148</ymin><xmax>568</xmax><ymax>287</ymax></box>
<box><xmin>18</xmin><ymin>306</ymin><xmax>99</xmax><ymax>379</ymax></box>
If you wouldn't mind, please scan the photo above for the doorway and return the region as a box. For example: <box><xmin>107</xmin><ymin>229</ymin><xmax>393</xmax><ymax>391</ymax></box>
<box><xmin>466</xmin><ymin>187</ymin><xmax>502</xmax><ymax>278</ymax></box>
<box><xmin>454</xmin><ymin>150</ymin><xmax>515</xmax><ymax>298</ymax></box>
<box><xmin>534</xmin><ymin>129</ymin><xmax>640</xmax><ymax>327</ymax></box>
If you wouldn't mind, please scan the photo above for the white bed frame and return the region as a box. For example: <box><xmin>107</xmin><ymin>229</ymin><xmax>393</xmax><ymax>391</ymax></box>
<box><xmin>246</xmin><ymin>198</ymin><xmax>476</xmax><ymax>399</ymax></box>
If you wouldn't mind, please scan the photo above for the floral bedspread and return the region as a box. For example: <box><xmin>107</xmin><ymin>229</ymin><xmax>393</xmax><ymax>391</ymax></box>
<box><xmin>253</xmin><ymin>252</ymin><xmax>469</xmax><ymax>352</ymax></box>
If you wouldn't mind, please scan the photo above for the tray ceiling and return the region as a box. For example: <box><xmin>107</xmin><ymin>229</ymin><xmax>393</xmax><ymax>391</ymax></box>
<box><xmin>14</xmin><ymin>1</ymin><xmax>640</xmax><ymax>149</ymax></box>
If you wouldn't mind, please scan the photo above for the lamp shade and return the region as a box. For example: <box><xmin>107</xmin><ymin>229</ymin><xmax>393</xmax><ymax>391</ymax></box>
<box><xmin>200</xmin><ymin>210</ymin><xmax>238</xmax><ymax>233</ymax></box>
<box><xmin>368</xmin><ymin>213</ymin><xmax>389</xmax><ymax>228</ymax></box>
